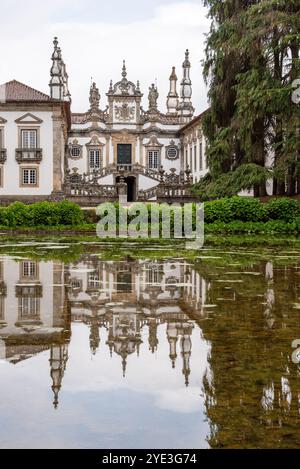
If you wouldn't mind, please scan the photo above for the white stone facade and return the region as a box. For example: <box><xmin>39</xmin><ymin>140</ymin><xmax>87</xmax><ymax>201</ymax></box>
<box><xmin>0</xmin><ymin>38</ymin><xmax>207</xmax><ymax>204</ymax></box>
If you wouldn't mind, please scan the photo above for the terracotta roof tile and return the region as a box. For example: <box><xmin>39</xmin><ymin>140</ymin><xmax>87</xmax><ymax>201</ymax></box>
<box><xmin>0</xmin><ymin>80</ymin><xmax>51</xmax><ymax>102</ymax></box>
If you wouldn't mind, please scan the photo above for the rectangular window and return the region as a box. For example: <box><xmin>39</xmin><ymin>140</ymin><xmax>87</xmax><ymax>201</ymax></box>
<box><xmin>194</xmin><ymin>146</ymin><xmax>197</xmax><ymax>172</ymax></box>
<box><xmin>0</xmin><ymin>166</ymin><xmax>3</xmax><ymax>187</ymax></box>
<box><xmin>185</xmin><ymin>149</ymin><xmax>188</xmax><ymax>168</ymax></box>
<box><xmin>88</xmin><ymin>271</ymin><xmax>101</xmax><ymax>289</ymax></box>
<box><xmin>23</xmin><ymin>261</ymin><xmax>37</xmax><ymax>278</ymax></box>
<box><xmin>146</xmin><ymin>267</ymin><xmax>161</xmax><ymax>285</ymax></box>
<box><xmin>190</xmin><ymin>147</ymin><xmax>193</xmax><ymax>170</ymax></box>
<box><xmin>199</xmin><ymin>143</ymin><xmax>203</xmax><ymax>171</ymax></box>
<box><xmin>148</xmin><ymin>150</ymin><xmax>159</xmax><ymax>169</ymax></box>
<box><xmin>89</xmin><ymin>149</ymin><xmax>101</xmax><ymax>170</ymax></box>
<box><xmin>0</xmin><ymin>129</ymin><xmax>3</xmax><ymax>148</ymax></box>
<box><xmin>19</xmin><ymin>297</ymin><xmax>40</xmax><ymax>318</ymax></box>
<box><xmin>22</xmin><ymin>168</ymin><xmax>37</xmax><ymax>186</ymax></box>
<box><xmin>22</xmin><ymin>130</ymin><xmax>37</xmax><ymax>149</ymax></box>
<box><xmin>117</xmin><ymin>144</ymin><xmax>132</xmax><ymax>165</ymax></box>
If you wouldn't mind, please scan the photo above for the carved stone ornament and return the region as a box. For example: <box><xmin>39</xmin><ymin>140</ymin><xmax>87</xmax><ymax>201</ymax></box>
<box><xmin>86</xmin><ymin>135</ymin><xmax>104</xmax><ymax>147</ymax></box>
<box><xmin>166</xmin><ymin>140</ymin><xmax>179</xmax><ymax>160</ymax></box>
<box><xmin>144</xmin><ymin>135</ymin><xmax>163</xmax><ymax>148</ymax></box>
<box><xmin>115</xmin><ymin>103</ymin><xmax>135</xmax><ymax>122</ymax></box>
<box><xmin>69</xmin><ymin>139</ymin><xmax>83</xmax><ymax>159</ymax></box>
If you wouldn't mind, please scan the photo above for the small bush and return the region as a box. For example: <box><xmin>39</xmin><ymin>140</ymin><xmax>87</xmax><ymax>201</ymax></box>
<box><xmin>58</xmin><ymin>200</ymin><xmax>84</xmax><ymax>225</ymax></box>
<box><xmin>6</xmin><ymin>202</ymin><xmax>32</xmax><ymax>227</ymax></box>
<box><xmin>266</xmin><ymin>198</ymin><xmax>300</xmax><ymax>222</ymax></box>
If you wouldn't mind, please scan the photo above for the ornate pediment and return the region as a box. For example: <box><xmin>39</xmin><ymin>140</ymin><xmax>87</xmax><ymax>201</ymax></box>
<box><xmin>144</xmin><ymin>135</ymin><xmax>163</xmax><ymax>148</ymax></box>
<box><xmin>86</xmin><ymin>135</ymin><xmax>105</xmax><ymax>146</ymax></box>
<box><xmin>15</xmin><ymin>113</ymin><xmax>43</xmax><ymax>124</ymax></box>
<box><xmin>107</xmin><ymin>61</ymin><xmax>142</xmax><ymax>98</ymax></box>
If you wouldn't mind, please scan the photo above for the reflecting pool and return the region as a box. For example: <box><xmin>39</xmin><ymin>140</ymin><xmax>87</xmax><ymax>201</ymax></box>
<box><xmin>0</xmin><ymin>239</ymin><xmax>299</xmax><ymax>448</ymax></box>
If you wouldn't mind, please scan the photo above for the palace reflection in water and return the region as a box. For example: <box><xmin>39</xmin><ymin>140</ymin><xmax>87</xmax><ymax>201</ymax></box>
<box><xmin>0</xmin><ymin>256</ymin><xmax>208</xmax><ymax>409</ymax></box>
<box><xmin>0</xmin><ymin>250</ymin><xmax>300</xmax><ymax>449</ymax></box>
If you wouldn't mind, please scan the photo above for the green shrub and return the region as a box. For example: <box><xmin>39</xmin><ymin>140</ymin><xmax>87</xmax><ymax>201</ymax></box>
<box><xmin>203</xmin><ymin>196</ymin><xmax>299</xmax><ymax>224</ymax></box>
<box><xmin>267</xmin><ymin>198</ymin><xmax>300</xmax><ymax>222</ymax></box>
<box><xmin>57</xmin><ymin>200</ymin><xmax>84</xmax><ymax>226</ymax></box>
<box><xmin>29</xmin><ymin>202</ymin><xmax>60</xmax><ymax>226</ymax></box>
<box><xmin>0</xmin><ymin>207</ymin><xmax>9</xmax><ymax>226</ymax></box>
<box><xmin>6</xmin><ymin>202</ymin><xmax>32</xmax><ymax>227</ymax></box>
<box><xmin>204</xmin><ymin>198</ymin><xmax>233</xmax><ymax>223</ymax></box>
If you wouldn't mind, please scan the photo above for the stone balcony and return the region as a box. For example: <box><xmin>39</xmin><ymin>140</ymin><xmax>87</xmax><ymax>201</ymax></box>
<box><xmin>0</xmin><ymin>149</ymin><xmax>7</xmax><ymax>163</ymax></box>
<box><xmin>15</xmin><ymin>148</ymin><xmax>43</xmax><ymax>163</ymax></box>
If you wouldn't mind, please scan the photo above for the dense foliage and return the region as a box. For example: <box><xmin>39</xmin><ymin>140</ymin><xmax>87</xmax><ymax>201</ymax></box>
<box><xmin>0</xmin><ymin>201</ymin><xmax>84</xmax><ymax>227</ymax></box>
<box><xmin>195</xmin><ymin>0</ymin><xmax>300</xmax><ymax>199</ymax></box>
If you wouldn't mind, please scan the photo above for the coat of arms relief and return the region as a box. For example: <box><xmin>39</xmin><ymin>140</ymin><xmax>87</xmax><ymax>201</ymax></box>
<box><xmin>114</xmin><ymin>103</ymin><xmax>135</xmax><ymax>122</ymax></box>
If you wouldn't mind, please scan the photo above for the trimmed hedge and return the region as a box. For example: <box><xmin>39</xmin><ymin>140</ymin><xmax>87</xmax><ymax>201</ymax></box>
<box><xmin>0</xmin><ymin>197</ymin><xmax>299</xmax><ymax>233</ymax></box>
<box><xmin>0</xmin><ymin>201</ymin><xmax>84</xmax><ymax>227</ymax></box>
<box><xmin>204</xmin><ymin>196</ymin><xmax>300</xmax><ymax>224</ymax></box>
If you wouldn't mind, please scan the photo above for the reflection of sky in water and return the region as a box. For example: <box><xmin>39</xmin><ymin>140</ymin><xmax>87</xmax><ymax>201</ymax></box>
<box><xmin>0</xmin><ymin>324</ymin><xmax>210</xmax><ymax>449</ymax></box>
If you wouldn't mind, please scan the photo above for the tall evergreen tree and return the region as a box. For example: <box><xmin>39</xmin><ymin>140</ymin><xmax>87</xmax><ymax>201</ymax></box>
<box><xmin>194</xmin><ymin>0</ymin><xmax>300</xmax><ymax>200</ymax></box>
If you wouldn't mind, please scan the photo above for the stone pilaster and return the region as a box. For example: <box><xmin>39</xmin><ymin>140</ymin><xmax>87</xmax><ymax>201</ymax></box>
<box><xmin>52</xmin><ymin>108</ymin><xmax>64</xmax><ymax>192</ymax></box>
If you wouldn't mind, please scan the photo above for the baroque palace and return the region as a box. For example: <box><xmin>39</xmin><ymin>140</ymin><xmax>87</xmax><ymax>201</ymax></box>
<box><xmin>0</xmin><ymin>38</ymin><xmax>208</xmax><ymax>205</ymax></box>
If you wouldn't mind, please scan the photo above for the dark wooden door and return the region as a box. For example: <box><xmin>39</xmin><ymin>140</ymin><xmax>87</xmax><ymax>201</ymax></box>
<box><xmin>117</xmin><ymin>144</ymin><xmax>132</xmax><ymax>165</ymax></box>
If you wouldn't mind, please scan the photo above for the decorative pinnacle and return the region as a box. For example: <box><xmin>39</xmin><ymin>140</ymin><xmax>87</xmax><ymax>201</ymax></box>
<box><xmin>122</xmin><ymin>60</ymin><xmax>127</xmax><ymax>79</ymax></box>
<box><xmin>170</xmin><ymin>66</ymin><xmax>177</xmax><ymax>81</ymax></box>
<box><xmin>53</xmin><ymin>37</ymin><xmax>58</xmax><ymax>49</ymax></box>
<box><xmin>183</xmin><ymin>49</ymin><xmax>191</xmax><ymax>67</ymax></box>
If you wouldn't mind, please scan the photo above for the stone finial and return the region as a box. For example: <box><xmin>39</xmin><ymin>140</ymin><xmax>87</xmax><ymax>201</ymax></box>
<box><xmin>122</xmin><ymin>60</ymin><xmax>127</xmax><ymax>79</ymax></box>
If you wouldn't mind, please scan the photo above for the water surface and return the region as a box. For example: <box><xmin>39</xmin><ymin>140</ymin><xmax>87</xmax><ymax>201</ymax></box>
<box><xmin>0</xmin><ymin>238</ymin><xmax>299</xmax><ymax>449</ymax></box>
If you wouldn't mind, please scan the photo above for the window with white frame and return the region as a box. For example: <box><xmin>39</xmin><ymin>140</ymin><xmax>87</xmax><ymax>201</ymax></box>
<box><xmin>0</xmin><ymin>166</ymin><xmax>3</xmax><ymax>187</ymax></box>
<box><xmin>89</xmin><ymin>148</ymin><xmax>101</xmax><ymax>170</ymax></box>
<box><xmin>148</xmin><ymin>150</ymin><xmax>159</xmax><ymax>169</ymax></box>
<box><xmin>22</xmin><ymin>261</ymin><xmax>37</xmax><ymax>278</ymax></box>
<box><xmin>185</xmin><ymin>148</ymin><xmax>188</xmax><ymax>168</ymax></box>
<box><xmin>22</xmin><ymin>130</ymin><xmax>37</xmax><ymax>149</ymax></box>
<box><xmin>22</xmin><ymin>168</ymin><xmax>38</xmax><ymax>186</ymax></box>
<box><xmin>146</xmin><ymin>266</ymin><xmax>162</xmax><ymax>285</ymax></box>
<box><xmin>88</xmin><ymin>271</ymin><xmax>101</xmax><ymax>289</ymax></box>
<box><xmin>194</xmin><ymin>146</ymin><xmax>197</xmax><ymax>172</ymax></box>
<box><xmin>190</xmin><ymin>147</ymin><xmax>193</xmax><ymax>170</ymax></box>
<box><xmin>19</xmin><ymin>297</ymin><xmax>40</xmax><ymax>318</ymax></box>
<box><xmin>0</xmin><ymin>129</ymin><xmax>3</xmax><ymax>148</ymax></box>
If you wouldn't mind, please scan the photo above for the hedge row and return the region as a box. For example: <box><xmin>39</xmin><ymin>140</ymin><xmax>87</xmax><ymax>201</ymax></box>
<box><xmin>205</xmin><ymin>219</ymin><xmax>300</xmax><ymax>235</ymax></box>
<box><xmin>0</xmin><ymin>197</ymin><xmax>299</xmax><ymax>230</ymax></box>
<box><xmin>0</xmin><ymin>201</ymin><xmax>84</xmax><ymax>227</ymax></box>
<box><xmin>203</xmin><ymin>197</ymin><xmax>300</xmax><ymax>223</ymax></box>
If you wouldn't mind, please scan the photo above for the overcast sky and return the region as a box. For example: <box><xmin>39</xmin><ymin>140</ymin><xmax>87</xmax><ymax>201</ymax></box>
<box><xmin>0</xmin><ymin>1</ymin><xmax>210</xmax><ymax>114</ymax></box>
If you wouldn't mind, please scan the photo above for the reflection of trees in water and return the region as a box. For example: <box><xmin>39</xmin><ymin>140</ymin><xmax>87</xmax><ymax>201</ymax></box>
<box><xmin>197</xmin><ymin>259</ymin><xmax>300</xmax><ymax>448</ymax></box>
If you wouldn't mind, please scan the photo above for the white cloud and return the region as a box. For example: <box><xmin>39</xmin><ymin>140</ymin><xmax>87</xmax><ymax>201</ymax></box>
<box><xmin>0</xmin><ymin>1</ymin><xmax>209</xmax><ymax>113</ymax></box>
